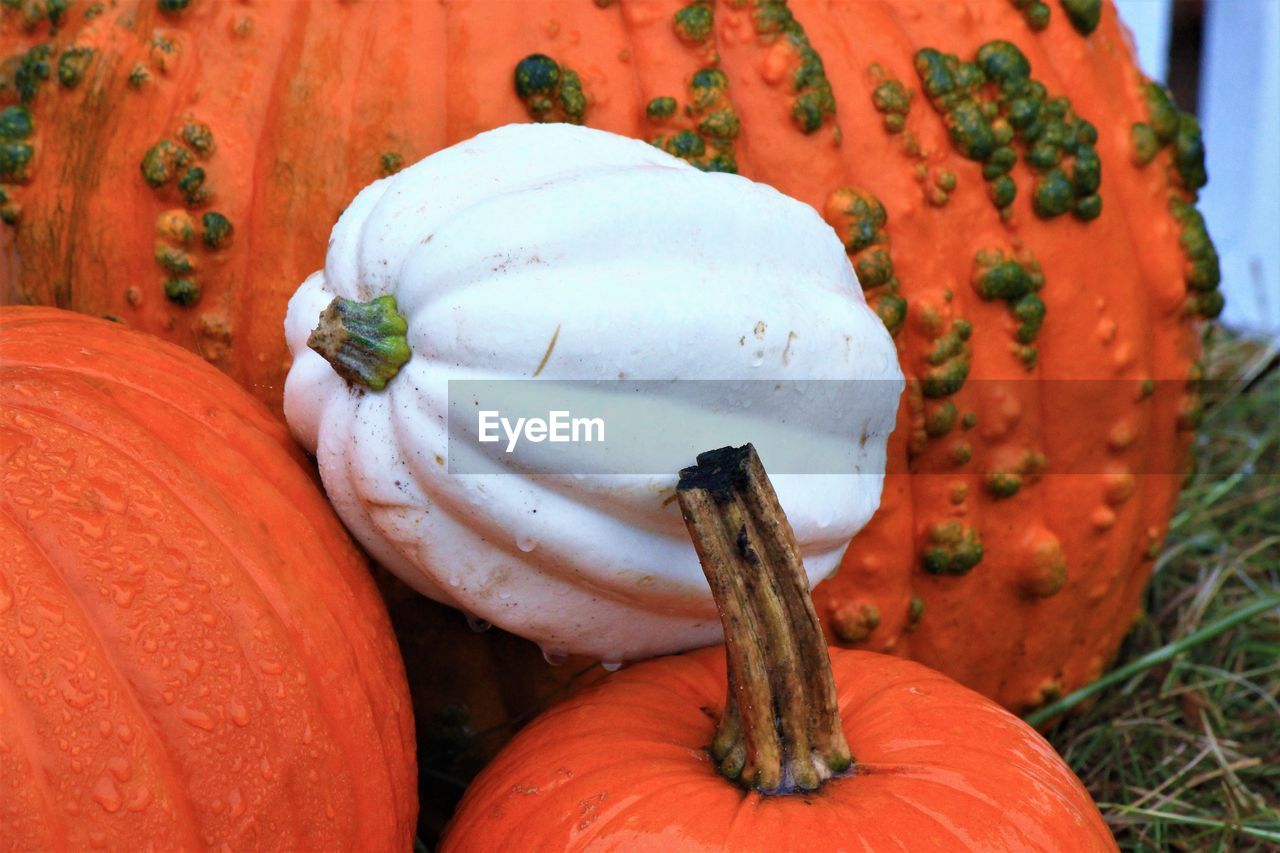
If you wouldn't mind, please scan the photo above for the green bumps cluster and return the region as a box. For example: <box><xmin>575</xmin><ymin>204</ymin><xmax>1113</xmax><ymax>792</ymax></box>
<box><xmin>1133</xmin><ymin>81</ymin><xmax>1207</xmax><ymax>192</ymax></box>
<box><xmin>0</xmin><ymin>105</ymin><xmax>34</xmax><ymax>188</ymax></box>
<box><xmin>915</xmin><ymin>41</ymin><xmax>1103</xmax><ymax>222</ymax></box>
<box><xmin>1008</xmin><ymin>0</ymin><xmax>1051</xmax><ymax>31</ymax></box>
<box><xmin>1059</xmin><ymin>0</ymin><xmax>1102</xmax><ymax>35</ymax></box>
<box><xmin>871</xmin><ymin>75</ymin><xmax>912</xmax><ymax>134</ymax></box>
<box><xmin>826</xmin><ymin>187</ymin><xmax>908</xmax><ymax>336</ymax></box>
<box><xmin>56</xmin><ymin>46</ymin><xmax>94</xmax><ymax>89</ymax></box>
<box><xmin>972</xmin><ymin>248</ymin><xmax>1047</xmax><ymax>368</ymax></box>
<box><xmin>649</xmin><ymin>68</ymin><xmax>741</xmax><ymax>174</ymax></box>
<box><xmin>672</xmin><ymin>1</ymin><xmax>713</xmax><ymax>45</ymax></box>
<box><xmin>752</xmin><ymin>0</ymin><xmax>835</xmax><ymax>134</ymax></box>
<box><xmin>1132</xmin><ymin>80</ymin><xmax>1220</xmax><ymax>318</ymax></box>
<box><xmin>922</xmin><ymin>521</ymin><xmax>985</xmax><ymax>576</ymax></box>
<box><xmin>514</xmin><ymin>54</ymin><xmax>587</xmax><ymax>125</ymax></box>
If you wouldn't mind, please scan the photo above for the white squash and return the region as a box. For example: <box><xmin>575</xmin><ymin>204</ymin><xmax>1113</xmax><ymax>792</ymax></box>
<box><xmin>284</xmin><ymin>123</ymin><xmax>902</xmax><ymax>662</ymax></box>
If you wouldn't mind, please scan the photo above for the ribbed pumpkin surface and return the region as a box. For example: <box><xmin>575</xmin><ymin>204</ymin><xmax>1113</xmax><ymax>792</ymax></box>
<box><xmin>0</xmin><ymin>307</ymin><xmax>416</xmax><ymax>849</ymax></box>
<box><xmin>0</xmin><ymin>0</ymin><xmax>1211</xmax><ymax>713</ymax></box>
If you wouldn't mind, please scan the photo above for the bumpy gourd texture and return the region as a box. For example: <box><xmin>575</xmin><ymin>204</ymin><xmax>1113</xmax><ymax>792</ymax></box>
<box><xmin>0</xmin><ymin>0</ymin><xmax>1212</xmax><ymax>713</ymax></box>
<box><xmin>442</xmin><ymin>648</ymin><xmax>1118</xmax><ymax>851</ymax></box>
<box><xmin>0</xmin><ymin>309</ymin><xmax>416</xmax><ymax>849</ymax></box>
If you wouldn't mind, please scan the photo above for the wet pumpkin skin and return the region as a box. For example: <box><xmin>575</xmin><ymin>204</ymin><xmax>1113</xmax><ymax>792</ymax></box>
<box><xmin>441</xmin><ymin>647</ymin><xmax>1118</xmax><ymax>852</ymax></box>
<box><xmin>0</xmin><ymin>1</ymin><xmax>1214</xmax><ymax>716</ymax></box>
<box><xmin>0</xmin><ymin>308</ymin><xmax>416</xmax><ymax>850</ymax></box>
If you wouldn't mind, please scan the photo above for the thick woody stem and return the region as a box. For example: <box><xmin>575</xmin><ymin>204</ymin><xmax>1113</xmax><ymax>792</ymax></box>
<box><xmin>676</xmin><ymin>444</ymin><xmax>852</xmax><ymax>795</ymax></box>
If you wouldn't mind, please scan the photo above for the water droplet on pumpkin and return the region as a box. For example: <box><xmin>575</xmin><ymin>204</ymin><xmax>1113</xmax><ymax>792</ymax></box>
<box><xmin>497</xmin><ymin>590</ymin><xmax>512</xmax><ymax>601</ymax></box>
<box><xmin>228</xmin><ymin>699</ymin><xmax>251</xmax><ymax>727</ymax></box>
<box><xmin>179</xmin><ymin>654</ymin><xmax>203</xmax><ymax>679</ymax></box>
<box><xmin>516</xmin><ymin>535</ymin><xmax>538</xmax><ymax>552</ymax></box>
<box><xmin>179</xmin><ymin>706</ymin><xmax>215</xmax><ymax>731</ymax></box>
<box><xmin>466</xmin><ymin>616</ymin><xmax>492</xmax><ymax>633</ymax></box>
<box><xmin>541</xmin><ymin>648</ymin><xmax>568</xmax><ymax>666</ymax></box>
<box><xmin>111</xmin><ymin>584</ymin><xmax>136</xmax><ymax>609</ymax></box>
<box><xmin>107</xmin><ymin>756</ymin><xmax>132</xmax><ymax>782</ymax></box>
<box><xmin>228</xmin><ymin>786</ymin><xmax>246</xmax><ymax>818</ymax></box>
<box><xmin>751</xmin><ymin>351</ymin><xmax>765</xmax><ymax>367</ymax></box>
<box><xmin>600</xmin><ymin>660</ymin><xmax>623</xmax><ymax>672</ymax></box>
<box><xmin>61</xmin><ymin>681</ymin><xmax>96</xmax><ymax>710</ymax></box>
<box><xmin>91</xmin><ymin>773</ymin><xmax>123</xmax><ymax>813</ymax></box>
<box><xmin>126</xmin><ymin>785</ymin><xmax>153</xmax><ymax>813</ymax></box>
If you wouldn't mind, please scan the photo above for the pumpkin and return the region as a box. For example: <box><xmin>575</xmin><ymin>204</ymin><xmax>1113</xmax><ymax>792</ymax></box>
<box><xmin>283</xmin><ymin>121</ymin><xmax>903</xmax><ymax>662</ymax></box>
<box><xmin>0</xmin><ymin>0</ymin><xmax>1216</xmax><ymax>712</ymax></box>
<box><xmin>0</xmin><ymin>307</ymin><xmax>416</xmax><ymax>849</ymax></box>
<box><xmin>442</xmin><ymin>444</ymin><xmax>1116</xmax><ymax>851</ymax></box>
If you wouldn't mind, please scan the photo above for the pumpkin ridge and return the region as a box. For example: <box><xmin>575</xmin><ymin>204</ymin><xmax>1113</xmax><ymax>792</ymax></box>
<box><xmin>992</xmin><ymin>21</ymin><xmax>1114</xmax><ymax>705</ymax></box>
<box><xmin>1005</xmin><ymin>15</ymin><xmax>1175</xmax><ymax>705</ymax></box>
<box><xmin>612</xmin><ymin>0</ymin><xmax>649</xmax><ymax>142</ymax></box>
<box><xmin>837</xmin><ymin>2</ymin><xmax>1004</xmax><ymax>683</ymax></box>
<box><xmin>104</xmin><ymin>377</ymin><xmax>415</xmax><ymax>842</ymax></box>
<box><xmin>0</xmin><ymin>478</ymin><xmax>208</xmax><ymax>845</ymax></box>
<box><xmin>806</xmin><ymin>0</ymin><xmax>922</xmax><ymax>662</ymax></box>
<box><xmin>1054</xmin><ymin>16</ymin><xmax>1195</xmax><ymax>701</ymax></box>
<box><xmin>0</xmin><ymin>654</ymin><xmax>65</xmax><ymax>847</ymax></box>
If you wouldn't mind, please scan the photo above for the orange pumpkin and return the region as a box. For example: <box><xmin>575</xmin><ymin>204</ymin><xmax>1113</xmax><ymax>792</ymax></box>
<box><xmin>0</xmin><ymin>0</ymin><xmax>1215</xmax><ymax>714</ymax></box>
<box><xmin>0</xmin><ymin>307</ymin><xmax>416</xmax><ymax>849</ymax></box>
<box><xmin>443</xmin><ymin>445</ymin><xmax>1116</xmax><ymax>850</ymax></box>
<box><xmin>445</xmin><ymin>649</ymin><xmax>1116</xmax><ymax>850</ymax></box>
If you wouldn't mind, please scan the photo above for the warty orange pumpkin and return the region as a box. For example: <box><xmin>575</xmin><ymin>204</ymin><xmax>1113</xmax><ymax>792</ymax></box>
<box><xmin>0</xmin><ymin>0</ymin><xmax>1217</xmax><ymax>717</ymax></box>
<box><xmin>442</xmin><ymin>445</ymin><xmax>1117</xmax><ymax>851</ymax></box>
<box><xmin>0</xmin><ymin>307</ymin><xmax>416</xmax><ymax>849</ymax></box>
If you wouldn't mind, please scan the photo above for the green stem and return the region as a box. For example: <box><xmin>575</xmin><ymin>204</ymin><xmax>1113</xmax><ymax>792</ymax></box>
<box><xmin>308</xmin><ymin>295</ymin><xmax>411</xmax><ymax>391</ymax></box>
<box><xmin>1026</xmin><ymin>596</ymin><xmax>1280</xmax><ymax>728</ymax></box>
<box><xmin>676</xmin><ymin>444</ymin><xmax>852</xmax><ymax>794</ymax></box>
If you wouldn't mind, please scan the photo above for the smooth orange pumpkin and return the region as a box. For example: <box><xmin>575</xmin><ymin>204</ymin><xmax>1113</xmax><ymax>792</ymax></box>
<box><xmin>442</xmin><ymin>445</ymin><xmax>1116</xmax><ymax>851</ymax></box>
<box><xmin>0</xmin><ymin>1</ymin><xmax>1216</xmax><ymax>714</ymax></box>
<box><xmin>0</xmin><ymin>307</ymin><xmax>416</xmax><ymax>849</ymax></box>
<box><xmin>444</xmin><ymin>648</ymin><xmax>1116</xmax><ymax>850</ymax></box>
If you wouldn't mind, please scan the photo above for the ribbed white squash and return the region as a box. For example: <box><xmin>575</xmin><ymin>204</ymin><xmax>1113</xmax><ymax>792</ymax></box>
<box><xmin>284</xmin><ymin>124</ymin><xmax>902</xmax><ymax>662</ymax></box>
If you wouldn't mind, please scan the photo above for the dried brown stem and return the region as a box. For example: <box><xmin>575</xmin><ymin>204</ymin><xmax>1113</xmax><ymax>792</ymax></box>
<box><xmin>676</xmin><ymin>444</ymin><xmax>852</xmax><ymax>794</ymax></box>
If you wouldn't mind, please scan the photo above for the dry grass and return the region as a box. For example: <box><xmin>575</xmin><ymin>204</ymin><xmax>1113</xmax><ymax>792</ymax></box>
<box><xmin>1044</xmin><ymin>328</ymin><xmax>1280</xmax><ymax>850</ymax></box>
